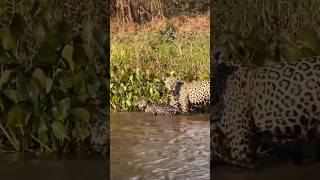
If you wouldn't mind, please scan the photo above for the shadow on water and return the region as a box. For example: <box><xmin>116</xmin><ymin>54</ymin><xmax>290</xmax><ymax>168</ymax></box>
<box><xmin>213</xmin><ymin>163</ymin><xmax>320</xmax><ymax>180</ymax></box>
<box><xmin>110</xmin><ymin>112</ymin><xmax>210</xmax><ymax>180</ymax></box>
<box><xmin>0</xmin><ymin>154</ymin><xmax>107</xmax><ymax>180</ymax></box>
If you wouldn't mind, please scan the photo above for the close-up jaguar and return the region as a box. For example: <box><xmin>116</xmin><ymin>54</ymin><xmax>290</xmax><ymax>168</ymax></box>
<box><xmin>164</xmin><ymin>77</ymin><xmax>210</xmax><ymax>115</ymax></box>
<box><xmin>212</xmin><ymin>54</ymin><xmax>320</xmax><ymax>168</ymax></box>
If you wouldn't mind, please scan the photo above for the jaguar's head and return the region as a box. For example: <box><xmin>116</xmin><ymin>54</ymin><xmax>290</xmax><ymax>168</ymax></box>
<box><xmin>138</xmin><ymin>99</ymin><xmax>149</xmax><ymax>110</ymax></box>
<box><xmin>212</xmin><ymin>49</ymin><xmax>239</xmax><ymax>105</ymax></box>
<box><xmin>164</xmin><ymin>76</ymin><xmax>183</xmax><ymax>93</ymax></box>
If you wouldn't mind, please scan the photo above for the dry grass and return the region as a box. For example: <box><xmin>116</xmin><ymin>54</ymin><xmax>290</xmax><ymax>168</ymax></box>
<box><xmin>111</xmin><ymin>13</ymin><xmax>209</xmax><ymax>37</ymax></box>
<box><xmin>111</xmin><ymin>13</ymin><xmax>209</xmax><ymax>79</ymax></box>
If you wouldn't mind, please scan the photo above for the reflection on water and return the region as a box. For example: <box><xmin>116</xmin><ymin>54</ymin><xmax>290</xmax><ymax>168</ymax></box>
<box><xmin>0</xmin><ymin>154</ymin><xmax>107</xmax><ymax>180</ymax></box>
<box><xmin>110</xmin><ymin>112</ymin><xmax>210</xmax><ymax>180</ymax></box>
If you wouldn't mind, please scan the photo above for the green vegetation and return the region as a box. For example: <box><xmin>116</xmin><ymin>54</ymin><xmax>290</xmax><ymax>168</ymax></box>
<box><xmin>0</xmin><ymin>1</ymin><xmax>108</xmax><ymax>154</ymax></box>
<box><xmin>212</xmin><ymin>0</ymin><xmax>320</xmax><ymax>66</ymax></box>
<box><xmin>110</xmin><ymin>0</ymin><xmax>209</xmax><ymax>111</ymax></box>
<box><xmin>111</xmin><ymin>15</ymin><xmax>209</xmax><ymax>111</ymax></box>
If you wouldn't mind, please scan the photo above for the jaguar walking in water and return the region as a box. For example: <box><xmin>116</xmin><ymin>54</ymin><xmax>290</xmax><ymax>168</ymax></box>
<box><xmin>164</xmin><ymin>77</ymin><xmax>210</xmax><ymax>115</ymax></box>
<box><xmin>212</xmin><ymin>53</ymin><xmax>320</xmax><ymax>168</ymax></box>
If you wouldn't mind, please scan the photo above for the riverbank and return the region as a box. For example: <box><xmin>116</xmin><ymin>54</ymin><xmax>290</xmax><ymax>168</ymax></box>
<box><xmin>110</xmin><ymin>14</ymin><xmax>210</xmax><ymax>111</ymax></box>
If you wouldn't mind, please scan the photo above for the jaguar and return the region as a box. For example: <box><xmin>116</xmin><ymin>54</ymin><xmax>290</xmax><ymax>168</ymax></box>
<box><xmin>164</xmin><ymin>77</ymin><xmax>210</xmax><ymax>114</ymax></box>
<box><xmin>212</xmin><ymin>53</ymin><xmax>320</xmax><ymax>168</ymax></box>
<box><xmin>138</xmin><ymin>99</ymin><xmax>180</xmax><ymax>116</ymax></box>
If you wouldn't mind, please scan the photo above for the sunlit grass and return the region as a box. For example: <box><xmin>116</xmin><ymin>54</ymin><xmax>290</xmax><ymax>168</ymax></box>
<box><xmin>111</xmin><ymin>15</ymin><xmax>210</xmax><ymax>79</ymax></box>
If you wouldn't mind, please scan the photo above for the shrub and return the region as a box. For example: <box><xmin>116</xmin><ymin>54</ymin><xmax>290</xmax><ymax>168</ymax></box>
<box><xmin>0</xmin><ymin>13</ymin><xmax>107</xmax><ymax>154</ymax></box>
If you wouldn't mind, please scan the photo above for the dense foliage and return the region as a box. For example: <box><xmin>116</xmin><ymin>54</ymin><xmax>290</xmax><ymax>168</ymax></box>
<box><xmin>0</xmin><ymin>12</ymin><xmax>108</xmax><ymax>154</ymax></box>
<box><xmin>110</xmin><ymin>64</ymin><xmax>205</xmax><ymax>111</ymax></box>
<box><xmin>218</xmin><ymin>27</ymin><xmax>320</xmax><ymax>66</ymax></box>
<box><xmin>212</xmin><ymin>0</ymin><xmax>320</xmax><ymax>65</ymax></box>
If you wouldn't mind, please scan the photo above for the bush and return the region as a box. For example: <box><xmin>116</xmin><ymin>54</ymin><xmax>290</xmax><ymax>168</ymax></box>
<box><xmin>110</xmin><ymin>63</ymin><xmax>203</xmax><ymax>111</ymax></box>
<box><xmin>212</xmin><ymin>0</ymin><xmax>320</xmax><ymax>66</ymax></box>
<box><xmin>0</xmin><ymin>13</ymin><xmax>107</xmax><ymax>154</ymax></box>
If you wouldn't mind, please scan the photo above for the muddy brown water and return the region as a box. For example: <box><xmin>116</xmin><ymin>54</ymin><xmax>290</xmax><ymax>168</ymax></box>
<box><xmin>3</xmin><ymin>112</ymin><xmax>318</xmax><ymax>179</ymax></box>
<box><xmin>110</xmin><ymin>112</ymin><xmax>320</xmax><ymax>180</ymax></box>
<box><xmin>110</xmin><ymin>112</ymin><xmax>210</xmax><ymax>180</ymax></box>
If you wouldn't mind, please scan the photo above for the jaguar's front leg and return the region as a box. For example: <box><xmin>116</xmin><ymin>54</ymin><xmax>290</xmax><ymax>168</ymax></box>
<box><xmin>179</xmin><ymin>88</ymin><xmax>190</xmax><ymax>115</ymax></box>
<box><xmin>224</xmin><ymin>117</ymin><xmax>259</xmax><ymax>168</ymax></box>
<box><xmin>169</xmin><ymin>95</ymin><xmax>180</xmax><ymax>110</ymax></box>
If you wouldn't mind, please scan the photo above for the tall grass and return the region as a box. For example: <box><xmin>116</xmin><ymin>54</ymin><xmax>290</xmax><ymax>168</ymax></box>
<box><xmin>212</xmin><ymin>0</ymin><xmax>320</xmax><ymax>48</ymax></box>
<box><xmin>111</xmin><ymin>0</ymin><xmax>209</xmax><ymax>25</ymax></box>
<box><xmin>111</xmin><ymin>15</ymin><xmax>210</xmax><ymax>79</ymax></box>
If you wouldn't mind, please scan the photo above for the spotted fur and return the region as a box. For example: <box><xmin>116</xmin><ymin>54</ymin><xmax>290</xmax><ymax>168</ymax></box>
<box><xmin>215</xmin><ymin>57</ymin><xmax>320</xmax><ymax>167</ymax></box>
<box><xmin>164</xmin><ymin>77</ymin><xmax>210</xmax><ymax>114</ymax></box>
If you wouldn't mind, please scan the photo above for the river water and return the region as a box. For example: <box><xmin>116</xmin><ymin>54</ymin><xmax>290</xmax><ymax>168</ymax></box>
<box><xmin>2</xmin><ymin>112</ymin><xmax>319</xmax><ymax>179</ymax></box>
<box><xmin>110</xmin><ymin>112</ymin><xmax>210</xmax><ymax>180</ymax></box>
<box><xmin>0</xmin><ymin>154</ymin><xmax>107</xmax><ymax>180</ymax></box>
<box><xmin>213</xmin><ymin>164</ymin><xmax>320</xmax><ymax>180</ymax></box>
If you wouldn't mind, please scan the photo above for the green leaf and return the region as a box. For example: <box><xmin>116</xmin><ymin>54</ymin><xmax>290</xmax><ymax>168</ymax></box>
<box><xmin>53</xmin><ymin>98</ymin><xmax>70</xmax><ymax>121</ymax></box>
<box><xmin>243</xmin><ymin>38</ymin><xmax>266</xmax><ymax>51</ymax></box>
<box><xmin>82</xmin><ymin>19</ymin><xmax>94</xmax><ymax>43</ymax></box>
<box><xmin>300</xmin><ymin>47</ymin><xmax>317</xmax><ymax>58</ymax></box>
<box><xmin>35</xmin><ymin>20</ymin><xmax>46</xmax><ymax>40</ymax></box>
<box><xmin>62</xmin><ymin>45</ymin><xmax>74</xmax><ymax>71</ymax></box>
<box><xmin>32</xmin><ymin>68</ymin><xmax>52</xmax><ymax>93</ymax></box>
<box><xmin>281</xmin><ymin>46</ymin><xmax>303</xmax><ymax>60</ymax></box>
<box><xmin>0</xmin><ymin>52</ymin><xmax>9</xmax><ymax>64</ymax></box>
<box><xmin>0</xmin><ymin>93</ymin><xmax>10</xmax><ymax>112</ymax></box>
<box><xmin>10</xmin><ymin>13</ymin><xmax>24</xmax><ymax>41</ymax></box>
<box><xmin>297</xmin><ymin>28</ymin><xmax>318</xmax><ymax>53</ymax></box>
<box><xmin>26</xmin><ymin>78</ymin><xmax>41</xmax><ymax>104</ymax></box>
<box><xmin>3</xmin><ymin>88</ymin><xmax>17</xmax><ymax>103</ymax></box>
<box><xmin>33</xmin><ymin>114</ymin><xmax>48</xmax><ymax>133</ymax></box>
<box><xmin>45</xmin><ymin>77</ymin><xmax>53</xmax><ymax>92</ymax></box>
<box><xmin>32</xmin><ymin>68</ymin><xmax>46</xmax><ymax>83</ymax></box>
<box><xmin>82</xmin><ymin>19</ymin><xmax>96</xmax><ymax>59</ymax></box>
<box><xmin>7</xmin><ymin>104</ymin><xmax>30</xmax><ymax>128</ymax></box>
<box><xmin>73</xmin><ymin>45</ymin><xmax>89</xmax><ymax>66</ymax></box>
<box><xmin>44</xmin><ymin>32</ymin><xmax>61</xmax><ymax>49</ymax></box>
<box><xmin>70</xmin><ymin>107</ymin><xmax>91</xmax><ymax>123</ymax></box>
<box><xmin>72</xmin><ymin>122</ymin><xmax>90</xmax><ymax>141</ymax></box>
<box><xmin>2</xmin><ymin>28</ymin><xmax>15</xmax><ymax>50</ymax></box>
<box><xmin>0</xmin><ymin>70</ymin><xmax>12</xmax><ymax>90</ymax></box>
<box><xmin>73</xmin><ymin>71</ymin><xmax>86</xmax><ymax>94</ymax></box>
<box><xmin>51</xmin><ymin>121</ymin><xmax>68</xmax><ymax>140</ymax></box>
<box><xmin>57</xmin><ymin>71</ymin><xmax>73</xmax><ymax>90</ymax></box>
<box><xmin>87</xmin><ymin>84</ymin><xmax>97</xmax><ymax>97</ymax></box>
<box><xmin>34</xmin><ymin>42</ymin><xmax>59</xmax><ymax>65</ymax></box>
<box><xmin>38</xmin><ymin>115</ymin><xmax>48</xmax><ymax>132</ymax></box>
<box><xmin>77</xmin><ymin>126</ymin><xmax>90</xmax><ymax>140</ymax></box>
